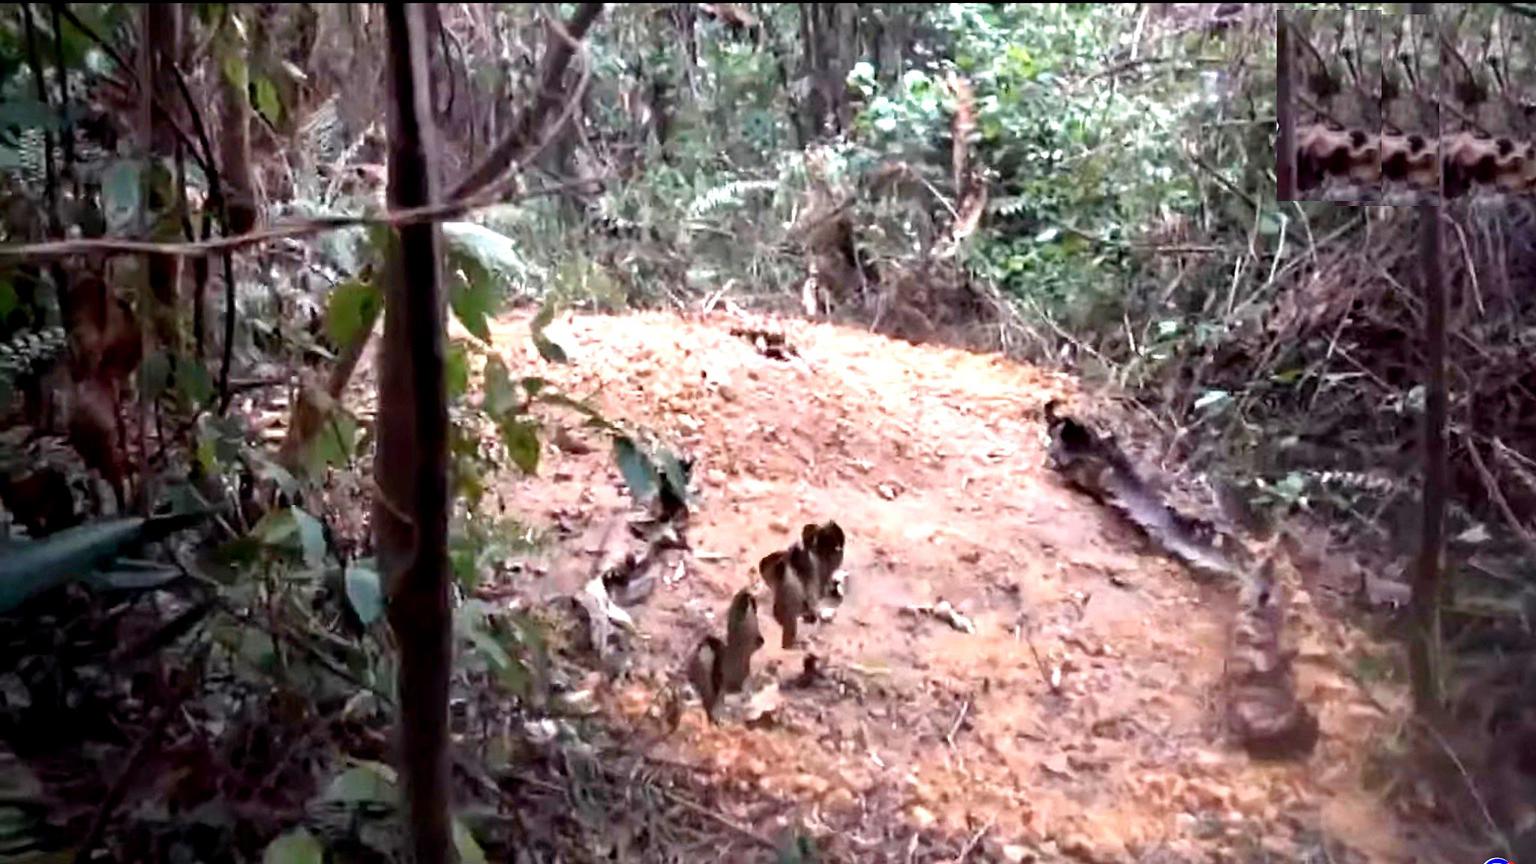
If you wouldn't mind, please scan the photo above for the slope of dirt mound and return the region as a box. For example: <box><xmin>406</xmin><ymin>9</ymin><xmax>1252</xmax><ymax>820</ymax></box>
<box><xmin>472</xmin><ymin>309</ymin><xmax>1426</xmax><ymax>862</ymax></box>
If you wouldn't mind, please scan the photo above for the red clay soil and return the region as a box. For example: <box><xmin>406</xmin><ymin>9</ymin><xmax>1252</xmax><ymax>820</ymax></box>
<box><xmin>468</xmin><ymin>308</ymin><xmax>1431</xmax><ymax>863</ymax></box>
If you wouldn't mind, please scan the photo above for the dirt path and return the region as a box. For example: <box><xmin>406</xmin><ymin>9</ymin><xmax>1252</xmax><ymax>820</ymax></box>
<box><xmin>476</xmin><ymin>309</ymin><xmax>1423</xmax><ymax>862</ymax></box>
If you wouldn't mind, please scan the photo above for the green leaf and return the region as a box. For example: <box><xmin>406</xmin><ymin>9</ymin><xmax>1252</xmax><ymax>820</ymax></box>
<box><xmin>520</xmin><ymin>376</ymin><xmax>545</xmax><ymax>398</ymax></box>
<box><xmin>343</xmin><ymin>561</ymin><xmax>383</xmax><ymax>626</ymax></box>
<box><xmin>319</xmin><ymin>763</ymin><xmax>397</xmax><ymax>805</ymax></box>
<box><xmin>251</xmin><ymin>509</ymin><xmax>298</xmax><ymax>548</ymax></box>
<box><xmin>453</xmin><ymin>818</ymin><xmax>489</xmax><ymax>864</ymax></box>
<box><xmin>221</xmin><ymin>54</ymin><xmax>249</xmax><ymax>93</ymax></box>
<box><xmin>196</xmin><ymin>435</ymin><xmax>220</xmax><ymax>477</ymax></box>
<box><xmin>177</xmin><ymin>360</ymin><xmax>215</xmax><ymax>408</ymax></box>
<box><xmin>446</xmin><ymin>266</ymin><xmax>495</xmax><ymax>343</ymax></box>
<box><xmin>291</xmin><ymin>508</ymin><xmax>326</xmax><ymax>569</ymax></box>
<box><xmin>483</xmin><ymin>356</ymin><xmax>519</xmax><ymax>417</ymax></box>
<box><xmin>612</xmin><ymin>436</ymin><xmax>657</xmax><ymax>500</ymax></box>
<box><xmin>262</xmin><ymin>827</ymin><xmax>323</xmax><ymax>864</ymax></box>
<box><xmin>530</xmin><ymin>299</ymin><xmax>568</xmax><ymax>363</ymax></box>
<box><xmin>445</xmin><ymin>341</ymin><xmax>470</xmax><ymax>400</ymax></box>
<box><xmin>249</xmin><ymin>507</ymin><xmax>325</xmax><ymax>567</ymax></box>
<box><xmin>250</xmin><ymin>455</ymin><xmax>297</xmax><ymax>495</ymax></box>
<box><xmin>453</xmin><ymin>601</ymin><xmax>530</xmax><ymax>695</ymax></box>
<box><xmin>442</xmin><ymin>221</ymin><xmax>534</xmax><ymax>298</ymax></box>
<box><xmin>309</xmin><ymin>411</ymin><xmax>358</xmax><ymax>473</ymax></box>
<box><xmin>0</xmin><ymin>514</ymin><xmax>205</xmax><ymax>614</ymax></box>
<box><xmin>0</xmin><ymin>98</ymin><xmax>60</xmax><ymax>132</ymax></box>
<box><xmin>253</xmin><ymin>76</ymin><xmax>282</xmax><ymax>123</ymax></box>
<box><xmin>324</xmin><ymin>279</ymin><xmax>381</xmax><ymax>349</ymax></box>
<box><xmin>499</xmin><ymin>419</ymin><xmax>540</xmax><ymax>474</ymax></box>
<box><xmin>138</xmin><ymin>350</ymin><xmax>172</xmax><ymax>402</ymax></box>
<box><xmin>101</xmin><ymin>159</ymin><xmax>144</xmax><ymax>235</ymax></box>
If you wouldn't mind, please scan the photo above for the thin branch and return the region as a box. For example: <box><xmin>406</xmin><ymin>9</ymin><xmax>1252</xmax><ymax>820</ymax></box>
<box><xmin>168</xmin><ymin>56</ymin><xmax>242</xmax><ymax>412</ymax></box>
<box><xmin>1463</xmin><ymin>435</ymin><xmax>1536</xmax><ymax>562</ymax></box>
<box><xmin>55</xmin><ymin>4</ymin><xmax>136</xmax><ymax>89</ymax></box>
<box><xmin>0</xmin><ymin>177</ymin><xmax>601</xmax><ymax>260</ymax></box>
<box><xmin>449</xmin><ymin>2</ymin><xmax>603</xmax><ymax>199</ymax></box>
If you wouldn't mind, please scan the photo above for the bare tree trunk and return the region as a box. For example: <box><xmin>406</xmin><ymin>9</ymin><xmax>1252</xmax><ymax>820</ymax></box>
<box><xmin>143</xmin><ymin>4</ymin><xmax>184</xmax><ymax>359</ymax></box>
<box><xmin>1275</xmin><ymin>9</ymin><xmax>1296</xmax><ymax>202</ymax></box>
<box><xmin>219</xmin><ymin>10</ymin><xmax>258</xmax><ymax>237</ymax></box>
<box><xmin>379</xmin><ymin>5</ymin><xmax>452</xmax><ymax>863</ymax></box>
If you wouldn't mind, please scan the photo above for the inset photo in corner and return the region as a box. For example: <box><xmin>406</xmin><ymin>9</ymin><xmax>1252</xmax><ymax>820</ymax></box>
<box><xmin>1283</xmin><ymin>7</ymin><xmax>1381</xmax><ymax>203</ymax></box>
<box><xmin>1380</xmin><ymin>7</ymin><xmax>1441</xmax><ymax>204</ymax></box>
<box><xmin>1439</xmin><ymin>6</ymin><xmax>1534</xmax><ymax>202</ymax></box>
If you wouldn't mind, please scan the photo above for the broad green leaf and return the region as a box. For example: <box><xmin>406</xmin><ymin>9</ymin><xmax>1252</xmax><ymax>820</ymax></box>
<box><xmin>250</xmin><ymin>458</ymin><xmax>299</xmax><ymax>501</ymax></box>
<box><xmin>499</xmin><ymin>419</ymin><xmax>540</xmax><ymax>474</ymax></box>
<box><xmin>453</xmin><ymin>818</ymin><xmax>489</xmax><ymax>864</ymax></box>
<box><xmin>221</xmin><ymin>54</ymin><xmax>249</xmax><ymax>93</ymax></box>
<box><xmin>446</xmin><ymin>265</ymin><xmax>495</xmax><ymax>343</ymax></box>
<box><xmin>520</xmin><ymin>377</ymin><xmax>545</xmax><ymax>398</ymax></box>
<box><xmin>343</xmin><ymin>562</ymin><xmax>383</xmax><ymax>626</ymax></box>
<box><xmin>612</xmin><ymin>436</ymin><xmax>657</xmax><ymax>500</ymax></box>
<box><xmin>530</xmin><ymin>299</ymin><xmax>568</xmax><ymax>363</ymax></box>
<box><xmin>262</xmin><ymin>827</ymin><xmax>322</xmax><ymax>864</ymax></box>
<box><xmin>310</xmin><ymin>411</ymin><xmax>358</xmax><ymax>472</ymax></box>
<box><xmin>445</xmin><ymin>341</ymin><xmax>470</xmax><ymax>400</ymax></box>
<box><xmin>196</xmin><ymin>434</ymin><xmax>220</xmax><ymax>476</ymax></box>
<box><xmin>453</xmin><ymin>601</ymin><xmax>529</xmax><ymax>694</ymax></box>
<box><xmin>101</xmin><ymin>159</ymin><xmax>144</xmax><ymax>234</ymax></box>
<box><xmin>0</xmin><ymin>99</ymin><xmax>60</xmax><ymax>132</ymax></box>
<box><xmin>138</xmin><ymin>350</ymin><xmax>172</xmax><ymax>402</ymax></box>
<box><xmin>251</xmin><ymin>509</ymin><xmax>299</xmax><ymax>548</ymax></box>
<box><xmin>253</xmin><ymin>76</ymin><xmax>282</xmax><ymax>123</ymax></box>
<box><xmin>291</xmin><ymin>508</ymin><xmax>326</xmax><ymax>568</ymax></box>
<box><xmin>324</xmin><ymin>279</ymin><xmax>381</xmax><ymax>349</ymax></box>
<box><xmin>482</xmin><ymin>356</ymin><xmax>518</xmax><ymax>417</ymax></box>
<box><xmin>320</xmin><ymin>762</ymin><xmax>397</xmax><ymax>804</ymax></box>
<box><xmin>177</xmin><ymin>359</ymin><xmax>215</xmax><ymax>408</ymax></box>
<box><xmin>0</xmin><ymin>514</ymin><xmax>205</xmax><ymax>614</ymax></box>
<box><xmin>442</xmin><ymin>221</ymin><xmax>535</xmax><ymax>298</ymax></box>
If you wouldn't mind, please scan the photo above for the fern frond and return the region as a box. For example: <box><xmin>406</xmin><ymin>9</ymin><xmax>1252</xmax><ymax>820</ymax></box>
<box><xmin>686</xmin><ymin>178</ymin><xmax>778</xmax><ymax>222</ymax></box>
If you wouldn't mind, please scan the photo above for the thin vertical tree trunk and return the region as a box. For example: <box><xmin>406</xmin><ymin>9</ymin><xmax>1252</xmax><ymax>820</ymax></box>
<box><xmin>219</xmin><ymin>10</ymin><xmax>258</xmax><ymax>237</ymax></box>
<box><xmin>143</xmin><ymin>4</ymin><xmax>184</xmax><ymax>359</ymax></box>
<box><xmin>1275</xmin><ymin>9</ymin><xmax>1296</xmax><ymax>201</ymax></box>
<box><xmin>379</xmin><ymin>5</ymin><xmax>453</xmax><ymax>862</ymax></box>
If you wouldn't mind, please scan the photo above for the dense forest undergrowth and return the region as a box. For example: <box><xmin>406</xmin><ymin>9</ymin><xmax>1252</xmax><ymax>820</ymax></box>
<box><xmin>0</xmin><ymin>3</ymin><xmax>1533</xmax><ymax>862</ymax></box>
